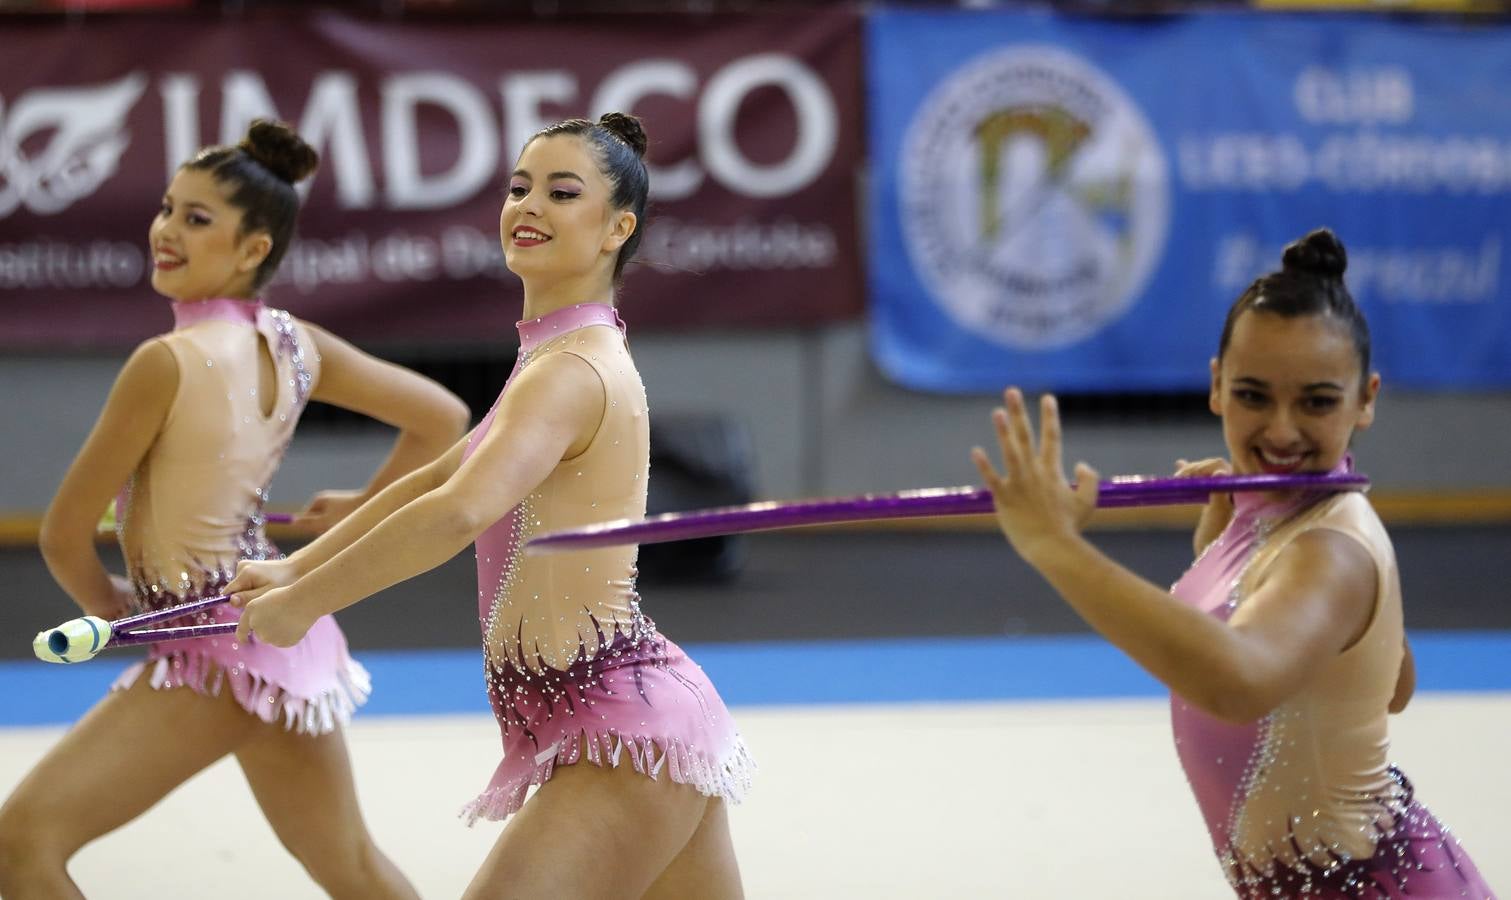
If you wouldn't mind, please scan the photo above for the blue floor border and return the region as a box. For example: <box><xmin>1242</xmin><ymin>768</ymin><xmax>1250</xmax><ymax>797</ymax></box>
<box><xmin>3</xmin><ymin>631</ymin><xmax>1508</xmax><ymax>727</ymax></box>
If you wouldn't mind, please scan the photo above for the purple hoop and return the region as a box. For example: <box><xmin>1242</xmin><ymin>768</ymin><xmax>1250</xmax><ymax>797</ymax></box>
<box><xmin>525</xmin><ymin>471</ymin><xmax>1368</xmax><ymax>554</ymax></box>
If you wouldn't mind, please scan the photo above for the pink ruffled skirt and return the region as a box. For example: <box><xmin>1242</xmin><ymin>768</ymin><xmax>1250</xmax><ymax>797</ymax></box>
<box><xmin>464</xmin><ymin>630</ymin><xmax>754</xmax><ymax>825</ymax></box>
<box><xmin>112</xmin><ymin>597</ymin><xmax>369</xmax><ymax>735</ymax></box>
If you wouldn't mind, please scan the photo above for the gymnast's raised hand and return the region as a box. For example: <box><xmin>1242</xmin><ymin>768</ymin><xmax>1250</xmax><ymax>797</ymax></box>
<box><xmin>970</xmin><ymin>387</ymin><xmax>1100</xmax><ymax>567</ymax></box>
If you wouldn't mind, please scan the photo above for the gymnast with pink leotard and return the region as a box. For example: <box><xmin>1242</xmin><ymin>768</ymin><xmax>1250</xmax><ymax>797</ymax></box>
<box><xmin>0</xmin><ymin>120</ymin><xmax>469</xmax><ymax>900</ymax></box>
<box><xmin>226</xmin><ymin>113</ymin><xmax>754</xmax><ymax>900</ymax></box>
<box><xmin>972</xmin><ymin>229</ymin><xmax>1494</xmax><ymax>898</ymax></box>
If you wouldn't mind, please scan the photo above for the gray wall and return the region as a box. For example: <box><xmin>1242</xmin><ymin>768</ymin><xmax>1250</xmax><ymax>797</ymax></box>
<box><xmin>3</xmin><ymin>323</ymin><xmax>1510</xmax><ymax>514</ymax></box>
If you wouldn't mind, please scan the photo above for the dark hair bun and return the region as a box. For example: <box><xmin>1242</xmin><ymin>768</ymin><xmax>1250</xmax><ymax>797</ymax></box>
<box><xmin>1282</xmin><ymin>228</ymin><xmax>1347</xmax><ymax>279</ymax></box>
<box><xmin>238</xmin><ymin>119</ymin><xmax>319</xmax><ymax>185</ymax></box>
<box><xmin>597</xmin><ymin>112</ymin><xmax>648</xmax><ymax>158</ymax></box>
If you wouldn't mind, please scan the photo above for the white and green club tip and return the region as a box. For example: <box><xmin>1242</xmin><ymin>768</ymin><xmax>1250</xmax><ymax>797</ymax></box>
<box><xmin>33</xmin><ymin>616</ymin><xmax>113</xmax><ymax>664</ymax></box>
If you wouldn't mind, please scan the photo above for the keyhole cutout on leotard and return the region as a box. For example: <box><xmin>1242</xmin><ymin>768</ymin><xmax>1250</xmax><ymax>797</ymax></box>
<box><xmin>256</xmin><ymin>333</ymin><xmax>277</xmax><ymax>419</ymax></box>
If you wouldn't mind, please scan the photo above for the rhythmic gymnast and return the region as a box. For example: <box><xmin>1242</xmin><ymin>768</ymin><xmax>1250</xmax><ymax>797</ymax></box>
<box><xmin>228</xmin><ymin>113</ymin><xmax>755</xmax><ymax>899</ymax></box>
<box><xmin>971</xmin><ymin>228</ymin><xmax>1494</xmax><ymax>898</ymax></box>
<box><xmin>0</xmin><ymin>120</ymin><xmax>469</xmax><ymax>900</ymax></box>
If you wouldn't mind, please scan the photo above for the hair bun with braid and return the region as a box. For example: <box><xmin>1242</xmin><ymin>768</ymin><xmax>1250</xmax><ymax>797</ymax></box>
<box><xmin>597</xmin><ymin>112</ymin><xmax>648</xmax><ymax>158</ymax></box>
<box><xmin>1281</xmin><ymin>227</ymin><xmax>1348</xmax><ymax>279</ymax></box>
<box><xmin>238</xmin><ymin>119</ymin><xmax>319</xmax><ymax>185</ymax></box>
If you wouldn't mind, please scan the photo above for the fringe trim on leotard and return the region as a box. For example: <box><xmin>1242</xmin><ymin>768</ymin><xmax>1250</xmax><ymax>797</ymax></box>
<box><xmin>459</xmin><ymin>729</ymin><xmax>757</xmax><ymax>826</ymax></box>
<box><xmin>111</xmin><ymin>649</ymin><xmax>371</xmax><ymax>735</ymax></box>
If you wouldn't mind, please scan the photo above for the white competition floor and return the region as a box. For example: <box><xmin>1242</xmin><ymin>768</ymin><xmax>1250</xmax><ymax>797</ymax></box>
<box><xmin>2</xmin><ymin>636</ymin><xmax>1507</xmax><ymax>898</ymax></box>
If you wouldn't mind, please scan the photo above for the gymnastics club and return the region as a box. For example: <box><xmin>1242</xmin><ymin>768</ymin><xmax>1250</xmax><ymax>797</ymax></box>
<box><xmin>524</xmin><ymin>471</ymin><xmax>1369</xmax><ymax>555</ymax></box>
<box><xmin>33</xmin><ymin>595</ymin><xmax>237</xmax><ymax>664</ymax></box>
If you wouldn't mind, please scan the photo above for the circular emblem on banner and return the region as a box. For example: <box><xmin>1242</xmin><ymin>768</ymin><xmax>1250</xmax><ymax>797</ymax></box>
<box><xmin>900</xmin><ymin>46</ymin><xmax>1169</xmax><ymax>350</ymax></box>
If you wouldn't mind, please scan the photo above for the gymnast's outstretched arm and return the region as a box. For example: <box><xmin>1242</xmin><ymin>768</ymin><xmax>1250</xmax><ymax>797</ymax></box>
<box><xmin>973</xmin><ymin>388</ymin><xmax>1377</xmax><ymax>725</ymax></box>
<box><xmin>232</xmin><ymin>351</ymin><xmax>603</xmax><ymax>646</ymax></box>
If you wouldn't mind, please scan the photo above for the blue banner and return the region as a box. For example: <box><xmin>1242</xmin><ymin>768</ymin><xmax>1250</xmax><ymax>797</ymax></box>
<box><xmin>868</xmin><ymin>11</ymin><xmax>1511</xmax><ymax>391</ymax></box>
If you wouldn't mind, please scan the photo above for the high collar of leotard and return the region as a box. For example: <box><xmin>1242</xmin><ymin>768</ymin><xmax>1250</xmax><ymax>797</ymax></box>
<box><xmin>516</xmin><ymin>303</ymin><xmax>624</xmax><ymax>353</ymax></box>
<box><xmin>171</xmin><ymin>297</ymin><xmax>264</xmax><ymax>331</ymax></box>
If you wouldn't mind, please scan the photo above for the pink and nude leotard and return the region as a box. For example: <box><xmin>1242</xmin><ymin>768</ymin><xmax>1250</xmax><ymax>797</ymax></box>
<box><xmin>112</xmin><ymin>298</ymin><xmax>368</xmax><ymax>734</ymax></box>
<box><xmin>460</xmin><ymin>302</ymin><xmax>754</xmax><ymax>824</ymax></box>
<box><xmin>1171</xmin><ymin>476</ymin><xmax>1493</xmax><ymax>898</ymax></box>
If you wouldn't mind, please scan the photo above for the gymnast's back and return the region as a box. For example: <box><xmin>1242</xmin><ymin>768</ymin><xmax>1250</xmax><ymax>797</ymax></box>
<box><xmin>117</xmin><ymin>298</ymin><xmax>315</xmax><ymax>609</ymax></box>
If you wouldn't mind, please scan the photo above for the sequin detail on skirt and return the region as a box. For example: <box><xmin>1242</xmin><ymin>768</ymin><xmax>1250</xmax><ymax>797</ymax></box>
<box><xmin>110</xmin><ymin>577</ymin><xmax>371</xmax><ymax>736</ymax></box>
<box><xmin>1221</xmin><ymin>769</ymin><xmax>1495</xmax><ymax>899</ymax></box>
<box><xmin>462</xmin><ymin>625</ymin><xmax>755</xmax><ymax>825</ymax></box>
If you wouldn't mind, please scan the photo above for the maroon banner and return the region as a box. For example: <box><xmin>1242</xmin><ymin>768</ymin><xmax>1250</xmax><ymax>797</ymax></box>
<box><xmin>0</xmin><ymin>9</ymin><xmax>862</xmax><ymax>347</ymax></box>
